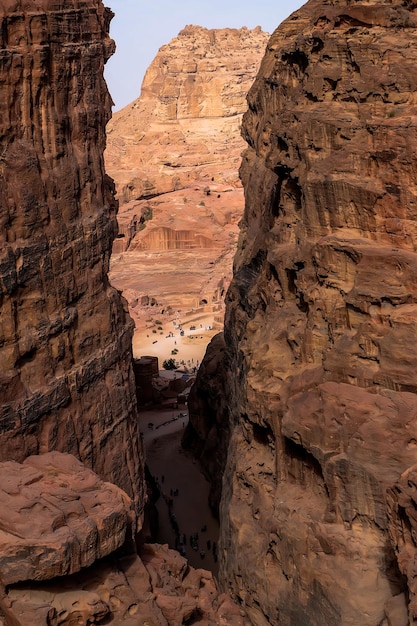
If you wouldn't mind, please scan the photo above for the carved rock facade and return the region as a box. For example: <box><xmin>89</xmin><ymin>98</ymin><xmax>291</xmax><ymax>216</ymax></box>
<box><xmin>106</xmin><ymin>25</ymin><xmax>269</xmax><ymax>320</ymax></box>
<box><xmin>194</xmin><ymin>1</ymin><xmax>417</xmax><ymax>624</ymax></box>
<box><xmin>0</xmin><ymin>1</ymin><xmax>144</xmax><ymax>517</ymax></box>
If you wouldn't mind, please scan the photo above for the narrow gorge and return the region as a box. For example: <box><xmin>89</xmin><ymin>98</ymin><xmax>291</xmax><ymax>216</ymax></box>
<box><xmin>2</xmin><ymin>0</ymin><xmax>417</xmax><ymax>625</ymax></box>
<box><xmin>188</xmin><ymin>0</ymin><xmax>417</xmax><ymax>624</ymax></box>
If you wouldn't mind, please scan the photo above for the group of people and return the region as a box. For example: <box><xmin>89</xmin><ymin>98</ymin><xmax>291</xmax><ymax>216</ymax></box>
<box><xmin>154</xmin><ymin>475</ymin><xmax>218</xmax><ymax>567</ymax></box>
<box><xmin>177</xmin><ymin>529</ymin><xmax>218</xmax><ymax>563</ymax></box>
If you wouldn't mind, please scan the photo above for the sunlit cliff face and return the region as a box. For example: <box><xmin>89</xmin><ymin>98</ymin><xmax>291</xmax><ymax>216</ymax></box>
<box><xmin>105</xmin><ymin>25</ymin><xmax>269</xmax><ymax>339</ymax></box>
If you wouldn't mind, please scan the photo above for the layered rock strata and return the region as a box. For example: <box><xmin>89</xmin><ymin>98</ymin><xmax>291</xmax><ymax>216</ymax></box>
<box><xmin>106</xmin><ymin>25</ymin><xmax>269</xmax><ymax>329</ymax></box>
<box><xmin>0</xmin><ymin>1</ymin><xmax>144</xmax><ymax>516</ymax></box>
<box><xmin>189</xmin><ymin>1</ymin><xmax>417</xmax><ymax>623</ymax></box>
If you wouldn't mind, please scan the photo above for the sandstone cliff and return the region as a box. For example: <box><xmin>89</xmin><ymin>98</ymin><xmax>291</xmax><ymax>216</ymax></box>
<box><xmin>105</xmin><ymin>25</ymin><xmax>269</xmax><ymax>331</ymax></box>
<box><xmin>188</xmin><ymin>1</ymin><xmax>417</xmax><ymax>624</ymax></box>
<box><xmin>0</xmin><ymin>0</ymin><xmax>144</xmax><ymax>518</ymax></box>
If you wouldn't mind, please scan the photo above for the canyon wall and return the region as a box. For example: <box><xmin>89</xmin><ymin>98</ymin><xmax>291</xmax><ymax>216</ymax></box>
<box><xmin>0</xmin><ymin>6</ymin><xmax>249</xmax><ymax>624</ymax></box>
<box><xmin>192</xmin><ymin>1</ymin><xmax>417</xmax><ymax>624</ymax></box>
<box><xmin>106</xmin><ymin>25</ymin><xmax>269</xmax><ymax>327</ymax></box>
<box><xmin>0</xmin><ymin>0</ymin><xmax>144</xmax><ymax>517</ymax></box>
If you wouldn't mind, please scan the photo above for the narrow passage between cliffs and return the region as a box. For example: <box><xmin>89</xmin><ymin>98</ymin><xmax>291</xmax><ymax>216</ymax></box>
<box><xmin>139</xmin><ymin>406</ymin><xmax>220</xmax><ymax>576</ymax></box>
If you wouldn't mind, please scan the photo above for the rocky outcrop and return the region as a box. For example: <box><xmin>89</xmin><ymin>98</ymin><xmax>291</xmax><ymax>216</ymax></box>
<box><xmin>188</xmin><ymin>1</ymin><xmax>417</xmax><ymax>623</ymax></box>
<box><xmin>106</xmin><ymin>25</ymin><xmax>269</xmax><ymax>331</ymax></box>
<box><xmin>2</xmin><ymin>545</ymin><xmax>247</xmax><ymax>626</ymax></box>
<box><xmin>0</xmin><ymin>454</ymin><xmax>246</xmax><ymax>626</ymax></box>
<box><xmin>0</xmin><ymin>1</ymin><xmax>144</xmax><ymax>517</ymax></box>
<box><xmin>0</xmin><ymin>452</ymin><xmax>135</xmax><ymax>586</ymax></box>
<box><xmin>183</xmin><ymin>333</ymin><xmax>230</xmax><ymax>516</ymax></box>
<box><xmin>387</xmin><ymin>465</ymin><xmax>417</xmax><ymax>625</ymax></box>
<box><xmin>106</xmin><ymin>24</ymin><xmax>269</xmax><ymax>204</ymax></box>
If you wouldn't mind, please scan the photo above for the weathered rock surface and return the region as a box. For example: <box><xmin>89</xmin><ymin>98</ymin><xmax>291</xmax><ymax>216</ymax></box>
<box><xmin>0</xmin><ymin>1</ymin><xmax>144</xmax><ymax>517</ymax></box>
<box><xmin>0</xmin><ymin>452</ymin><xmax>135</xmax><ymax>586</ymax></box>
<box><xmin>0</xmin><ymin>4</ymin><xmax>250</xmax><ymax>626</ymax></box>
<box><xmin>2</xmin><ymin>544</ymin><xmax>247</xmax><ymax>626</ymax></box>
<box><xmin>387</xmin><ymin>465</ymin><xmax>417</xmax><ymax>625</ymax></box>
<box><xmin>188</xmin><ymin>1</ymin><xmax>417</xmax><ymax>623</ymax></box>
<box><xmin>106</xmin><ymin>25</ymin><xmax>269</xmax><ymax>332</ymax></box>
<box><xmin>183</xmin><ymin>332</ymin><xmax>229</xmax><ymax>516</ymax></box>
<box><xmin>0</xmin><ymin>452</ymin><xmax>247</xmax><ymax>625</ymax></box>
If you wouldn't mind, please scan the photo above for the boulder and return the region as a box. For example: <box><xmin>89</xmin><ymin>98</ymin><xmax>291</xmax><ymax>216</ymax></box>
<box><xmin>0</xmin><ymin>452</ymin><xmax>135</xmax><ymax>586</ymax></box>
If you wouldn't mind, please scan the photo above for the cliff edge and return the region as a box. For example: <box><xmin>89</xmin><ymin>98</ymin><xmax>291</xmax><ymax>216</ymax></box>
<box><xmin>192</xmin><ymin>1</ymin><xmax>417</xmax><ymax>624</ymax></box>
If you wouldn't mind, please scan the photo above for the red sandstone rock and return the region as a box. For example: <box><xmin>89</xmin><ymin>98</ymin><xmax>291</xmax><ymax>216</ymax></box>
<box><xmin>0</xmin><ymin>1</ymin><xmax>145</xmax><ymax>519</ymax></box>
<box><xmin>0</xmin><ymin>452</ymin><xmax>135</xmax><ymax>586</ymax></box>
<box><xmin>387</xmin><ymin>465</ymin><xmax>417</xmax><ymax>625</ymax></box>
<box><xmin>188</xmin><ymin>0</ymin><xmax>417</xmax><ymax>623</ymax></box>
<box><xmin>106</xmin><ymin>25</ymin><xmax>269</xmax><ymax>329</ymax></box>
<box><xmin>2</xmin><ymin>545</ymin><xmax>247</xmax><ymax>626</ymax></box>
<box><xmin>0</xmin><ymin>4</ymin><xmax>251</xmax><ymax>625</ymax></box>
<box><xmin>183</xmin><ymin>332</ymin><xmax>229</xmax><ymax>515</ymax></box>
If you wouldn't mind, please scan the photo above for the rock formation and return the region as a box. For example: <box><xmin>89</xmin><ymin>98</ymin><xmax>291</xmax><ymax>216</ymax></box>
<box><xmin>3</xmin><ymin>545</ymin><xmax>247</xmax><ymax>626</ymax></box>
<box><xmin>0</xmin><ymin>453</ymin><xmax>246</xmax><ymax>626</ymax></box>
<box><xmin>0</xmin><ymin>0</ymin><xmax>144</xmax><ymax>517</ymax></box>
<box><xmin>187</xmin><ymin>1</ymin><xmax>417</xmax><ymax>623</ymax></box>
<box><xmin>105</xmin><ymin>25</ymin><xmax>269</xmax><ymax>333</ymax></box>
<box><xmin>183</xmin><ymin>332</ymin><xmax>230</xmax><ymax>516</ymax></box>
<box><xmin>0</xmin><ymin>3</ymin><xmax>249</xmax><ymax>625</ymax></box>
<box><xmin>0</xmin><ymin>452</ymin><xmax>135</xmax><ymax>587</ymax></box>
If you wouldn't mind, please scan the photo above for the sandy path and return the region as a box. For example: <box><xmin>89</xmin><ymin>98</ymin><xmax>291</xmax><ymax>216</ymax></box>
<box><xmin>140</xmin><ymin>407</ymin><xmax>220</xmax><ymax>576</ymax></box>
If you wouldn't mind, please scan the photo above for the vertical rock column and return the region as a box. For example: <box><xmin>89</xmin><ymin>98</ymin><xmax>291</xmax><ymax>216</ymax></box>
<box><xmin>0</xmin><ymin>1</ymin><xmax>145</xmax><ymax>521</ymax></box>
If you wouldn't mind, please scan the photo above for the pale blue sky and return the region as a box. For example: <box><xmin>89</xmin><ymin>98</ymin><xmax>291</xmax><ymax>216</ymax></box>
<box><xmin>105</xmin><ymin>1</ymin><xmax>305</xmax><ymax>111</ymax></box>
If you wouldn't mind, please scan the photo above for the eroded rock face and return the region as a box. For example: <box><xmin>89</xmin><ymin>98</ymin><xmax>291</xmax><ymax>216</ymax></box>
<box><xmin>0</xmin><ymin>1</ymin><xmax>144</xmax><ymax>518</ymax></box>
<box><xmin>0</xmin><ymin>452</ymin><xmax>135</xmax><ymax>586</ymax></box>
<box><xmin>106</xmin><ymin>25</ymin><xmax>269</xmax><ymax>324</ymax></box>
<box><xmin>106</xmin><ymin>25</ymin><xmax>269</xmax><ymax>204</ymax></box>
<box><xmin>2</xmin><ymin>544</ymin><xmax>248</xmax><ymax>626</ymax></box>
<box><xmin>387</xmin><ymin>465</ymin><xmax>417</xmax><ymax>625</ymax></box>
<box><xmin>196</xmin><ymin>1</ymin><xmax>417</xmax><ymax>623</ymax></box>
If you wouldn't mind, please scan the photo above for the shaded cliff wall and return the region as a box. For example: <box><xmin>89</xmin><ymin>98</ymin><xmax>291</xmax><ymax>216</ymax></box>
<box><xmin>0</xmin><ymin>1</ymin><xmax>145</xmax><ymax>518</ymax></box>
<box><xmin>194</xmin><ymin>1</ymin><xmax>417</xmax><ymax>624</ymax></box>
<box><xmin>183</xmin><ymin>332</ymin><xmax>230</xmax><ymax>516</ymax></box>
